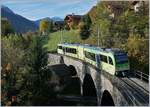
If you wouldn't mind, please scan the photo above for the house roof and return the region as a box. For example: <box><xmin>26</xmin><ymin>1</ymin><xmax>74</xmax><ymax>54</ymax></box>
<box><xmin>131</xmin><ymin>1</ymin><xmax>139</xmax><ymax>5</ymax></box>
<box><xmin>64</xmin><ymin>14</ymin><xmax>82</xmax><ymax>20</ymax></box>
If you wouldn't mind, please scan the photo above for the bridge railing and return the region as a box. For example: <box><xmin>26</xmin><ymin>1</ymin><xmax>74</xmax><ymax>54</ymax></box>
<box><xmin>134</xmin><ymin>70</ymin><xmax>149</xmax><ymax>82</ymax></box>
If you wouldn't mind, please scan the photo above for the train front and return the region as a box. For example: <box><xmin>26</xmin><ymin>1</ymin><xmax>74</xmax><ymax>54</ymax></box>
<box><xmin>114</xmin><ymin>52</ymin><xmax>130</xmax><ymax>77</ymax></box>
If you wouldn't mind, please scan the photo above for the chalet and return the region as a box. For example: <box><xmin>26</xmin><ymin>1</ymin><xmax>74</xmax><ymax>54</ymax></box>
<box><xmin>64</xmin><ymin>14</ymin><xmax>82</xmax><ymax>29</ymax></box>
<box><xmin>105</xmin><ymin>1</ymin><xmax>124</xmax><ymax>18</ymax></box>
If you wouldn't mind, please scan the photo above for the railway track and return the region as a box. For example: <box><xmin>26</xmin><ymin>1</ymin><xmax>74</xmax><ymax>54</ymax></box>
<box><xmin>120</xmin><ymin>77</ymin><xmax>149</xmax><ymax>106</ymax></box>
<box><xmin>126</xmin><ymin>77</ymin><xmax>149</xmax><ymax>94</ymax></box>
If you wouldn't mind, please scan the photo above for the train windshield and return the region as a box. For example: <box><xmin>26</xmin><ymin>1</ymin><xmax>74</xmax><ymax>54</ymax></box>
<box><xmin>115</xmin><ymin>53</ymin><xmax>128</xmax><ymax>64</ymax></box>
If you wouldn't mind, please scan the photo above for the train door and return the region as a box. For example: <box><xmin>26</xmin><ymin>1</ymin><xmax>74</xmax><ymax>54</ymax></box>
<box><xmin>106</xmin><ymin>56</ymin><xmax>115</xmax><ymax>75</ymax></box>
<box><xmin>96</xmin><ymin>54</ymin><xmax>100</xmax><ymax>69</ymax></box>
<box><xmin>62</xmin><ymin>47</ymin><xmax>66</xmax><ymax>55</ymax></box>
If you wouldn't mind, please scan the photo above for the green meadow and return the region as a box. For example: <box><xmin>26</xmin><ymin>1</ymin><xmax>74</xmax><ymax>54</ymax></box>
<box><xmin>43</xmin><ymin>30</ymin><xmax>99</xmax><ymax>52</ymax></box>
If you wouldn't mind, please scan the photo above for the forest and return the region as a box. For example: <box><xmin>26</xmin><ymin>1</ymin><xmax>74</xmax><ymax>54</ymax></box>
<box><xmin>87</xmin><ymin>1</ymin><xmax>149</xmax><ymax>74</ymax></box>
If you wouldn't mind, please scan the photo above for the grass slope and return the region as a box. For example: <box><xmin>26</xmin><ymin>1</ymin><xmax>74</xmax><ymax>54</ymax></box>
<box><xmin>43</xmin><ymin>30</ymin><xmax>98</xmax><ymax>52</ymax></box>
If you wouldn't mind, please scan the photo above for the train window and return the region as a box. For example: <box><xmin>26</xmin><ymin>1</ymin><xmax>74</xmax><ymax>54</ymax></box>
<box><xmin>66</xmin><ymin>48</ymin><xmax>69</xmax><ymax>52</ymax></box>
<box><xmin>63</xmin><ymin>47</ymin><xmax>65</xmax><ymax>52</ymax></box>
<box><xmin>58</xmin><ymin>46</ymin><xmax>62</xmax><ymax>49</ymax></box>
<box><xmin>74</xmin><ymin>49</ymin><xmax>77</xmax><ymax>54</ymax></box>
<box><xmin>84</xmin><ymin>51</ymin><xmax>95</xmax><ymax>61</ymax></box>
<box><xmin>100</xmin><ymin>55</ymin><xmax>108</xmax><ymax>63</ymax></box>
<box><xmin>109</xmin><ymin>57</ymin><xmax>113</xmax><ymax>65</ymax></box>
<box><xmin>72</xmin><ymin>48</ymin><xmax>77</xmax><ymax>54</ymax></box>
<box><xmin>65</xmin><ymin>47</ymin><xmax>77</xmax><ymax>54</ymax></box>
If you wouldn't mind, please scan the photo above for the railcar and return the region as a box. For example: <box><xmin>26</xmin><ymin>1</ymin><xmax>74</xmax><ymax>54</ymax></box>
<box><xmin>57</xmin><ymin>43</ymin><xmax>79</xmax><ymax>58</ymax></box>
<box><xmin>57</xmin><ymin>43</ymin><xmax>130</xmax><ymax>77</ymax></box>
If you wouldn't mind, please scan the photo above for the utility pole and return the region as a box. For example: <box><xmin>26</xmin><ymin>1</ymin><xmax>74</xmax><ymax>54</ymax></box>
<box><xmin>60</xmin><ymin>29</ymin><xmax>63</xmax><ymax>43</ymax></box>
<box><xmin>97</xmin><ymin>0</ymin><xmax>100</xmax><ymax>47</ymax></box>
<box><xmin>97</xmin><ymin>25</ymin><xmax>100</xmax><ymax>47</ymax></box>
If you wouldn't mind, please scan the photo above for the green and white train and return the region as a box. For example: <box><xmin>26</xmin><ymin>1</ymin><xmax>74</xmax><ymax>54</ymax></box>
<box><xmin>57</xmin><ymin>43</ymin><xmax>130</xmax><ymax>77</ymax></box>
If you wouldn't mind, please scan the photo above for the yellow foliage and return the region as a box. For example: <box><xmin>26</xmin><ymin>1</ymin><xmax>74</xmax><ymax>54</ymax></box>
<box><xmin>126</xmin><ymin>34</ymin><xmax>149</xmax><ymax>67</ymax></box>
<box><xmin>39</xmin><ymin>20</ymin><xmax>49</xmax><ymax>33</ymax></box>
<box><xmin>78</xmin><ymin>22</ymin><xmax>84</xmax><ymax>30</ymax></box>
<box><xmin>5</xmin><ymin>63</ymin><xmax>12</xmax><ymax>71</ymax></box>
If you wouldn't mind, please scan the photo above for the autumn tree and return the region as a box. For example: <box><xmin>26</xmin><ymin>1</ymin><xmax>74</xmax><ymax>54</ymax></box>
<box><xmin>1</xmin><ymin>34</ymin><xmax>54</xmax><ymax>106</ymax></box>
<box><xmin>87</xmin><ymin>1</ymin><xmax>149</xmax><ymax>74</ymax></box>
<box><xmin>126</xmin><ymin>35</ymin><xmax>148</xmax><ymax>74</ymax></box>
<box><xmin>1</xmin><ymin>35</ymin><xmax>26</xmax><ymax>106</ymax></box>
<box><xmin>90</xmin><ymin>1</ymin><xmax>111</xmax><ymax>47</ymax></box>
<box><xmin>39</xmin><ymin>20</ymin><xmax>53</xmax><ymax>35</ymax></box>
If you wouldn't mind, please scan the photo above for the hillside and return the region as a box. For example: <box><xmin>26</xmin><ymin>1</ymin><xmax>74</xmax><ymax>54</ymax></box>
<box><xmin>43</xmin><ymin>30</ymin><xmax>80</xmax><ymax>52</ymax></box>
<box><xmin>43</xmin><ymin>30</ymin><xmax>97</xmax><ymax>52</ymax></box>
<box><xmin>1</xmin><ymin>5</ymin><xmax>38</xmax><ymax>33</ymax></box>
<box><xmin>51</xmin><ymin>17</ymin><xmax>63</xmax><ymax>22</ymax></box>
<box><xmin>35</xmin><ymin>17</ymin><xmax>63</xmax><ymax>27</ymax></box>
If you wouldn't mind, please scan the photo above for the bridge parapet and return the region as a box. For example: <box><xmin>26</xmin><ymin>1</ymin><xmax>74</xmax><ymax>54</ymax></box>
<box><xmin>48</xmin><ymin>54</ymin><xmax>62</xmax><ymax>65</ymax></box>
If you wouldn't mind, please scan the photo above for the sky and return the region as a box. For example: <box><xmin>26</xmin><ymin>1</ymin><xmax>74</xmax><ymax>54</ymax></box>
<box><xmin>1</xmin><ymin>0</ymin><xmax>97</xmax><ymax>21</ymax></box>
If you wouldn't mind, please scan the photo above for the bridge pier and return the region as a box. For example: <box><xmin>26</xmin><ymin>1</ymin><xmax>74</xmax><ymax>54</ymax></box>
<box><xmin>80</xmin><ymin>82</ymin><xmax>83</xmax><ymax>96</ymax></box>
<box><xmin>96</xmin><ymin>89</ymin><xmax>101</xmax><ymax>106</ymax></box>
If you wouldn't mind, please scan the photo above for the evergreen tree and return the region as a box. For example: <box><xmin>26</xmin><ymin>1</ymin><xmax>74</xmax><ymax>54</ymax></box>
<box><xmin>79</xmin><ymin>15</ymin><xmax>92</xmax><ymax>40</ymax></box>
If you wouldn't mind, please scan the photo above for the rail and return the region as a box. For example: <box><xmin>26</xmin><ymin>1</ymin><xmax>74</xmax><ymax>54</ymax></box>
<box><xmin>134</xmin><ymin>71</ymin><xmax>149</xmax><ymax>82</ymax></box>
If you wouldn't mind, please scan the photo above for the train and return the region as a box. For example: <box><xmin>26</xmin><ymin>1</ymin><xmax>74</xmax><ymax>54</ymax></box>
<box><xmin>57</xmin><ymin>43</ymin><xmax>130</xmax><ymax>77</ymax></box>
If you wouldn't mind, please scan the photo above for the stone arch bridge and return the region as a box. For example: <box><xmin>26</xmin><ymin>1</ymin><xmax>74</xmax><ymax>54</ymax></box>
<box><xmin>48</xmin><ymin>53</ymin><xmax>149</xmax><ymax>106</ymax></box>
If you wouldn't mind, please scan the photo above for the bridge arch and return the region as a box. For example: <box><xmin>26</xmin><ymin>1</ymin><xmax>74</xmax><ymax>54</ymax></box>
<box><xmin>83</xmin><ymin>74</ymin><xmax>97</xmax><ymax>97</ymax></box>
<box><xmin>68</xmin><ymin>65</ymin><xmax>77</xmax><ymax>76</ymax></box>
<box><xmin>101</xmin><ymin>90</ymin><xmax>115</xmax><ymax>106</ymax></box>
